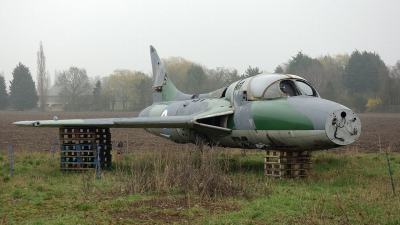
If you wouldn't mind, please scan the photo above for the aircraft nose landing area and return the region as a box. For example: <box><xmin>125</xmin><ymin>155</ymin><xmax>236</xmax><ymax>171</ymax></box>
<box><xmin>325</xmin><ymin>109</ymin><xmax>361</xmax><ymax>146</ymax></box>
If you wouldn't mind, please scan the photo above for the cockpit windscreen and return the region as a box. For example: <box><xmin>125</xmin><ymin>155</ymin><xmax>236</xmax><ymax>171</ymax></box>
<box><xmin>248</xmin><ymin>74</ymin><xmax>318</xmax><ymax>100</ymax></box>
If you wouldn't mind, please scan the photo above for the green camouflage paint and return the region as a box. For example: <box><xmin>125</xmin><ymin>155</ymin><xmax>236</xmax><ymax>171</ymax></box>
<box><xmin>251</xmin><ymin>99</ymin><xmax>314</xmax><ymax>130</ymax></box>
<box><xmin>162</xmin><ymin>78</ymin><xmax>179</xmax><ymax>101</ymax></box>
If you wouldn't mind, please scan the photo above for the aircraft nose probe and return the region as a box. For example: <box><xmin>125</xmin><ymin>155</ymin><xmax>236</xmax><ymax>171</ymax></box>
<box><xmin>325</xmin><ymin>109</ymin><xmax>361</xmax><ymax>146</ymax></box>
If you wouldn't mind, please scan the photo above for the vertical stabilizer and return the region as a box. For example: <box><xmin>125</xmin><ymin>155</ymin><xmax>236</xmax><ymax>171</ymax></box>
<box><xmin>150</xmin><ymin>45</ymin><xmax>166</xmax><ymax>88</ymax></box>
<box><xmin>150</xmin><ymin>45</ymin><xmax>193</xmax><ymax>102</ymax></box>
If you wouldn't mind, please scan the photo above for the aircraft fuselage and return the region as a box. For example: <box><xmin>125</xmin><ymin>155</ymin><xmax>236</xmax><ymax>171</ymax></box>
<box><xmin>139</xmin><ymin>86</ymin><xmax>360</xmax><ymax>151</ymax></box>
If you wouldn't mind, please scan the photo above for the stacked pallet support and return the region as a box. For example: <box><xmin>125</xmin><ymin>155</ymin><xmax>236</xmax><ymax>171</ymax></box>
<box><xmin>59</xmin><ymin>127</ymin><xmax>112</xmax><ymax>172</ymax></box>
<box><xmin>265</xmin><ymin>150</ymin><xmax>313</xmax><ymax>178</ymax></box>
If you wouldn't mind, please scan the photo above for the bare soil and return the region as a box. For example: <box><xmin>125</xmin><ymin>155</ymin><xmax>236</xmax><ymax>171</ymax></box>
<box><xmin>0</xmin><ymin>111</ymin><xmax>399</xmax><ymax>153</ymax></box>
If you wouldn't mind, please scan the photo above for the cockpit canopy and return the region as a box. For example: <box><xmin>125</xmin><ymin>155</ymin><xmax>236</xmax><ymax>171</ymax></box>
<box><xmin>247</xmin><ymin>73</ymin><xmax>318</xmax><ymax>100</ymax></box>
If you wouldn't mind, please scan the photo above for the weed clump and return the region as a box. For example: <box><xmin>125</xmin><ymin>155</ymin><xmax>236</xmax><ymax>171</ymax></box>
<box><xmin>112</xmin><ymin>146</ymin><xmax>257</xmax><ymax>199</ymax></box>
<box><xmin>3</xmin><ymin>176</ymin><xmax>10</xmax><ymax>183</ymax></box>
<box><xmin>11</xmin><ymin>189</ymin><xmax>24</xmax><ymax>199</ymax></box>
<box><xmin>72</xmin><ymin>203</ymin><xmax>94</xmax><ymax>211</ymax></box>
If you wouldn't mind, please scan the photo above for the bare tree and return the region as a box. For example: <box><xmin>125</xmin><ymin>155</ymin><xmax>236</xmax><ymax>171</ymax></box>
<box><xmin>0</xmin><ymin>71</ymin><xmax>8</xmax><ymax>110</ymax></box>
<box><xmin>37</xmin><ymin>41</ymin><xmax>50</xmax><ymax>110</ymax></box>
<box><xmin>386</xmin><ymin>61</ymin><xmax>400</xmax><ymax>106</ymax></box>
<box><xmin>162</xmin><ymin>56</ymin><xmax>195</xmax><ymax>92</ymax></box>
<box><xmin>390</xmin><ymin>60</ymin><xmax>400</xmax><ymax>79</ymax></box>
<box><xmin>55</xmin><ymin>67</ymin><xmax>92</xmax><ymax>111</ymax></box>
<box><xmin>101</xmin><ymin>76</ymin><xmax>115</xmax><ymax>110</ymax></box>
<box><xmin>302</xmin><ymin>63</ymin><xmax>327</xmax><ymax>93</ymax></box>
<box><xmin>206</xmin><ymin>67</ymin><xmax>240</xmax><ymax>90</ymax></box>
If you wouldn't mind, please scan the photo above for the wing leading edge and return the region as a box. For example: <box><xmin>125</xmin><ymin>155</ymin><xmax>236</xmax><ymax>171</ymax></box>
<box><xmin>13</xmin><ymin>116</ymin><xmax>195</xmax><ymax>128</ymax></box>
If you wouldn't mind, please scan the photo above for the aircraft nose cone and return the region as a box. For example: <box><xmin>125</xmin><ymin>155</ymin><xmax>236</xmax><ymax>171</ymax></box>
<box><xmin>325</xmin><ymin>109</ymin><xmax>361</xmax><ymax>146</ymax></box>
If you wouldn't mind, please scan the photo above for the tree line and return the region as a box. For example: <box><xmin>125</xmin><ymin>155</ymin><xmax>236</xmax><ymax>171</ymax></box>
<box><xmin>0</xmin><ymin>43</ymin><xmax>399</xmax><ymax>112</ymax></box>
<box><xmin>274</xmin><ymin>51</ymin><xmax>400</xmax><ymax>112</ymax></box>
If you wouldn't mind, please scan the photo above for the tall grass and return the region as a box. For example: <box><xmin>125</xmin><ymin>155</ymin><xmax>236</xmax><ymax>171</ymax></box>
<box><xmin>109</xmin><ymin>146</ymin><xmax>267</xmax><ymax>199</ymax></box>
<box><xmin>1</xmin><ymin>145</ymin><xmax>399</xmax><ymax>224</ymax></box>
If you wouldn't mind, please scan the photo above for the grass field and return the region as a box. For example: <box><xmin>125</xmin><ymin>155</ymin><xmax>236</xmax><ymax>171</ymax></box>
<box><xmin>0</xmin><ymin>147</ymin><xmax>399</xmax><ymax>224</ymax></box>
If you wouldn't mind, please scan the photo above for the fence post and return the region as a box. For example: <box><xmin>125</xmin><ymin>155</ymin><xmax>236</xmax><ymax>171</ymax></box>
<box><xmin>9</xmin><ymin>143</ymin><xmax>13</xmax><ymax>176</ymax></box>
<box><xmin>97</xmin><ymin>143</ymin><xmax>101</xmax><ymax>180</ymax></box>
<box><xmin>386</xmin><ymin>151</ymin><xmax>396</xmax><ymax>196</ymax></box>
<box><xmin>126</xmin><ymin>133</ymin><xmax>128</xmax><ymax>154</ymax></box>
<box><xmin>378</xmin><ymin>132</ymin><xmax>381</xmax><ymax>154</ymax></box>
<box><xmin>52</xmin><ymin>136</ymin><xmax>58</xmax><ymax>158</ymax></box>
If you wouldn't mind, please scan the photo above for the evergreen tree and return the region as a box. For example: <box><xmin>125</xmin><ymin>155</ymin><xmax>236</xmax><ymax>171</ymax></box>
<box><xmin>244</xmin><ymin>66</ymin><xmax>262</xmax><ymax>78</ymax></box>
<box><xmin>185</xmin><ymin>65</ymin><xmax>207</xmax><ymax>94</ymax></box>
<box><xmin>0</xmin><ymin>75</ymin><xmax>8</xmax><ymax>110</ymax></box>
<box><xmin>229</xmin><ymin>69</ymin><xmax>241</xmax><ymax>84</ymax></box>
<box><xmin>322</xmin><ymin>81</ymin><xmax>336</xmax><ymax>102</ymax></box>
<box><xmin>285</xmin><ymin>52</ymin><xmax>319</xmax><ymax>75</ymax></box>
<box><xmin>9</xmin><ymin>63</ymin><xmax>39</xmax><ymax>110</ymax></box>
<box><xmin>343</xmin><ymin>50</ymin><xmax>387</xmax><ymax>96</ymax></box>
<box><xmin>284</xmin><ymin>52</ymin><xmax>327</xmax><ymax>92</ymax></box>
<box><xmin>274</xmin><ymin>65</ymin><xmax>285</xmax><ymax>73</ymax></box>
<box><xmin>134</xmin><ymin>74</ymin><xmax>153</xmax><ymax>109</ymax></box>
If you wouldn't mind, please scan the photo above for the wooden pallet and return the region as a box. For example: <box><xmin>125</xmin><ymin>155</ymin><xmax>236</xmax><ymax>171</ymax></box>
<box><xmin>265</xmin><ymin>150</ymin><xmax>313</xmax><ymax>178</ymax></box>
<box><xmin>59</xmin><ymin>127</ymin><xmax>112</xmax><ymax>172</ymax></box>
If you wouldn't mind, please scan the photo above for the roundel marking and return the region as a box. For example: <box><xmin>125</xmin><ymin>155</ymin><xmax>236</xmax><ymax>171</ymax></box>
<box><xmin>161</xmin><ymin>109</ymin><xmax>168</xmax><ymax>117</ymax></box>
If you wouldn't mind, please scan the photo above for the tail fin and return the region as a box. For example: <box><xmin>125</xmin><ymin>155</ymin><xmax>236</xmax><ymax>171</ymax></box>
<box><xmin>150</xmin><ymin>45</ymin><xmax>167</xmax><ymax>89</ymax></box>
<box><xmin>150</xmin><ymin>45</ymin><xmax>193</xmax><ymax>102</ymax></box>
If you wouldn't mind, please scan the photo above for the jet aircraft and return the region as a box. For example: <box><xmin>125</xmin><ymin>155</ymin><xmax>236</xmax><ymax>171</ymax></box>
<box><xmin>14</xmin><ymin>46</ymin><xmax>361</xmax><ymax>151</ymax></box>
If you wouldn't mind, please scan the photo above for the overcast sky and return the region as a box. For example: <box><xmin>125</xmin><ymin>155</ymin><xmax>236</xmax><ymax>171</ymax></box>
<box><xmin>1</xmin><ymin>0</ymin><xmax>399</xmax><ymax>85</ymax></box>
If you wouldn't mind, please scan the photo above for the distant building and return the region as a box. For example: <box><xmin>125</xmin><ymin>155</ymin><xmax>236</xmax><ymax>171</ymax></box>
<box><xmin>42</xmin><ymin>85</ymin><xmax>138</xmax><ymax>111</ymax></box>
<box><xmin>43</xmin><ymin>86</ymin><xmax>64</xmax><ymax>111</ymax></box>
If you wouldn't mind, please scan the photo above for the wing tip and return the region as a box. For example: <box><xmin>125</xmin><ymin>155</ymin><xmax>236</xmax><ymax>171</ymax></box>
<box><xmin>12</xmin><ymin>121</ymin><xmax>40</xmax><ymax>127</ymax></box>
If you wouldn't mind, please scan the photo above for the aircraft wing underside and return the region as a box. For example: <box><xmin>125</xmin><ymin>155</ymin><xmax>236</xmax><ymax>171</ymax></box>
<box><xmin>13</xmin><ymin>104</ymin><xmax>234</xmax><ymax>137</ymax></box>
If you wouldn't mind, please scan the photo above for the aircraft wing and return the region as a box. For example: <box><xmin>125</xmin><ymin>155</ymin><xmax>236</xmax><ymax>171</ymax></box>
<box><xmin>192</xmin><ymin>104</ymin><xmax>233</xmax><ymax>136</ymax></box>
<box><xmin>12</xmin><ymin>116</ymin><xmax>195</xmax><ymax>128</ymax></box>
<box><xmin>13</xmin><ymin>104</ymin><xmax>234</xmax><ymax>136</ymax></box>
